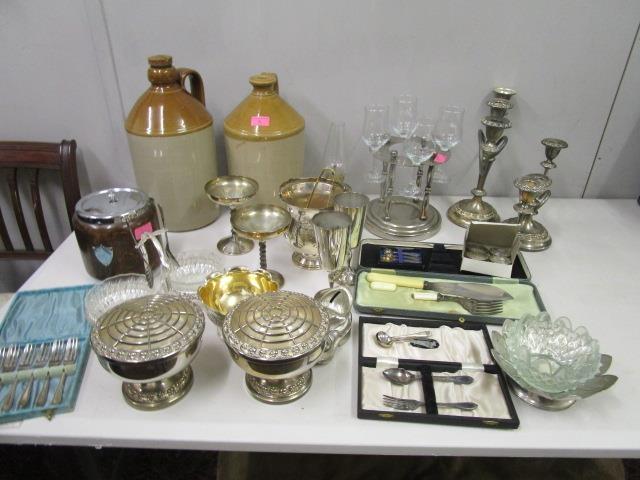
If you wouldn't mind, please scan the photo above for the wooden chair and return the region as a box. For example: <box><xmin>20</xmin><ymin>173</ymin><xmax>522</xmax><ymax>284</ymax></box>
<box><xmin>0</xmin><ymin>140</ymin><xmax>80</xmax><ymax>260</ymax></box>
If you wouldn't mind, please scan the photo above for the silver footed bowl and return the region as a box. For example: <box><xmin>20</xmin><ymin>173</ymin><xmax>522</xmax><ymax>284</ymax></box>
<box><xmin>491</xmin><ymin>312</ymin><xmax>617</xmax><ymax>410</ymax></box>
<box><xmin>90</xmin><ymin>293</ymin><xmax>205</xmax><ymax>410</ymax></box>
<box><xmin>222</xmin><ymin>289</ymin><xmax>351</xmax><ymax>404</ymax></box>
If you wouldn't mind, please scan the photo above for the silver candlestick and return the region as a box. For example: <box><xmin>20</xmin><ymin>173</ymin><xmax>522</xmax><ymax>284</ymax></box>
<box><xmin>503</xmin><ymin>174</ymin><xmax>552</xmax><ymax>251</ymax></box>
<box><xmin>540</xmin><ymin>138</ymin><xmax>568</xmax><ymax>177</ymax></box>
<box><xmin>447</xmin><ymin>89</ymin><xmax>516</xmax><ymax>228</ymax></box>
<box><xmin>503</xmin><ymin>138</ymin><xmax>567</xmax><ymax>251</ymax></box>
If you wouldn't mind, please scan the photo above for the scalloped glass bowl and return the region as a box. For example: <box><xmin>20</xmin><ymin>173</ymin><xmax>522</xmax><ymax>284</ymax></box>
<box><xmin>167</xmin><ymin>250</ymin><xmax>222</xmax><ymax>294</ymax></box>
<box><xmin>492</xmin><ymin>313</ymin><xmax>601</xmax><ymax>394</ymax></box>
<box><xmin>85</xmin><ymin>273</ymin><xmax>157</xmax><ymax>325</ymax></box>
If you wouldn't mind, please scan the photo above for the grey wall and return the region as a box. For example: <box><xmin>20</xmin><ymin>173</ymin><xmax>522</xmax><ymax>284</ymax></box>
<box><xmin>1</xmin><ymin>0</ymin><xmax>639</xmax><ymax>290</ymax></box>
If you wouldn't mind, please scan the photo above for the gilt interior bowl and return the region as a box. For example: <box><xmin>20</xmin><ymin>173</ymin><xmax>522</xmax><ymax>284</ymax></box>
<box><xmin>197</xmin><ymin>267</ymin><xmax>278</xmax><ymax>326</ymax></box>
<box><xmin>492</xmin><ymin>312</ymin><xmax>617</xmax><ymax>410</ymax></box>
<box><xmin>90</xmin><ymin>293</ymin><xmax>205</xmax><ymax>410</ymax></box>
<box><xmin>222</xmin><ymin>290</ymin><xmax>348</xmax><ymax>404</ymax></box>
<box><xmin>85</xmin><ymin>273</ymin><xmax>158</xmax><ymax>325</ymax></box>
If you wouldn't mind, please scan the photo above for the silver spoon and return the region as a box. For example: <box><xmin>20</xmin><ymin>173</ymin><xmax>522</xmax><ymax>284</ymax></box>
<box><xmin>375</xmin><ymin>330</ymin><xmax>432</xmax><ymax>348</ymax></box>
<box><xmin>383</xmin><ymin>368</ymin><xmax>474</xmax><ymax>386</ymax></box>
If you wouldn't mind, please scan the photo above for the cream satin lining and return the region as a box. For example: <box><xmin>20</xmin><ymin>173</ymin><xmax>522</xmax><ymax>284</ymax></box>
<box><xmin>362</xmin><ymin>323</ymin><xmax>493</xmax><ymax>365</ymax></box>
<box><xmin>356</xmin><ymin>271</ymin><xmax>541</xmax><ymax>319</ymax></box>
<box><xmin>361</xmin><ymin>366</ymin><xmax>511</xmax><ymax>419</ymax></box>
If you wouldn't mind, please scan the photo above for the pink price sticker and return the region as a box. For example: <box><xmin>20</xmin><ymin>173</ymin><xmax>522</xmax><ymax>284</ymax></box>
<box><xmin>133</xmin><ymin>222</ymin><xmax>153</xmax><ymax>241</ymax></box>
<box><xmin>434</xmin><ymin>152</ymin><xmax>449</xmax><ymax>164</ymax></box>
<box><xmin>251</xmin><ymin>115</ymin><xmax>270</xmax><ymax>127</ymax></box>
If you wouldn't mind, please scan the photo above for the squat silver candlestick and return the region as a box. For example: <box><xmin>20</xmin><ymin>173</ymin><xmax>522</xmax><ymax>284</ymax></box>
<box><xmin>447</xmin><ymin>89</ymin><xmax>515</xmax><ymax>228</ymax></box>
<box><xmin>503</xmin><ymin>174</ymin><xmax>552</xmax><ymax>251</ymax></box>
<box><xmin>540</xmin><ymin>138</ymin><xmax>568</xmax><ymax>177</ymax></box>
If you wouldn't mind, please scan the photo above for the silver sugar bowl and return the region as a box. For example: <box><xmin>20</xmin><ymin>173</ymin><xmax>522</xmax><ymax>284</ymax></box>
<box><xmin>222</xmin><ymin>289</ymin><xmax>351</xmax><ymax>404</ymax></box>
<box><xmin>90</xmin><ymin>294</ymin><xmax>205</xmax><ymax>410</ymax></box>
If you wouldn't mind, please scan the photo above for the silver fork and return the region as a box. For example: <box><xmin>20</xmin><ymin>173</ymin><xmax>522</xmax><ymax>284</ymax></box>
<box><xmin>17</xmin><ymin>343</ymin><xmax>51</xmax><ymax>409</ymax></box>
<box><xmin>411</xmin><ymin>291</ymin><xmax>503</xmax><ymax>316</ymax></box>
<box><xmin>51</xmin><ymin>338</ymin><xmax>79</xmax><ymax>405</ymax></box>
<box><xmin>35</xmin><ymin>339</ymin><xmax>64</xmax><ymax>407</ymax></box>
<box><xmin>0</xmin><ymin>345</ymin><xmax>20</xmax><ymax>390</ymax></box>
<box><xmin>382</xmin><ymin>394</ymin><xmax>478</xmax><ymax>412</ymax></box>
<box><xmin>2</xmin><ymin>344</ymin><xmax>37</xmax><ymax>412</ymax></box>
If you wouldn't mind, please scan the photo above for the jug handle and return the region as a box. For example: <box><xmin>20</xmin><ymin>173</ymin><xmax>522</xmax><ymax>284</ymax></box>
<box><xmin>178</xmin><ymin>68</ymin><xmax>206</xmax><ymax>106</ymax></box>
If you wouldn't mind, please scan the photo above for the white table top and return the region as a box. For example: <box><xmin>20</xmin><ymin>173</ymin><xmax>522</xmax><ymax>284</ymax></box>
<box><xmin>1</xmin><ymin>196</ymin><xmax>639</xmax><ymax>458</ymax></box>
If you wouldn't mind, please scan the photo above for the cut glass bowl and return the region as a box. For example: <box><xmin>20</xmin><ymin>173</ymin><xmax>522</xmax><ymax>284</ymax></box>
<box><xmin>492</xmin><ymin>312</ymin><xmax>616</xmax><ymax>410</ymax></box>
<box><xmin>167</xmin><ymin>250</ymin><xmax>221</xmax><ymax>294</ymax></box>
<box><xmin>85</xmin><ymin>273</ymin><xmax>158</xmax><ymax>325</ymax></box>
<box><xmin>494</xmin><ymin>313</ymin><xmax>601</xmax><ymax>393</ymax></box>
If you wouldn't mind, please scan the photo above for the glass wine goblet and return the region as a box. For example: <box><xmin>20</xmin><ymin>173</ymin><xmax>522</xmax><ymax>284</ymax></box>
<box><xmin>433</xmin><ymin>106</ymin><xmax>464</xmax><ymax>184</ymax></box>
<box><xmin>361</xmin><ymin>104</ymin><xmax>390</xmax><ymax>184</ymax></box>
<box><xmin>391</xmin><ymin>94</ymin><xmax>418</xmax><ymax>139</ymax></box>
<box><xmin>404</xmin><ymin>117</ymin><xmax>436</xmax><ymax>197</ymax></box>
<box><xmin>434</xmin><ymin>105</ymin><xmax>464</xmax><ymax>151</ymax></box>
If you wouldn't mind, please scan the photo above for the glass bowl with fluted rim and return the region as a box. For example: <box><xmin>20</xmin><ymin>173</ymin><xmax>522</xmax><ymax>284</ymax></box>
<box><xmin>167</xmin><ymin>250</ymin><xmax>222</xmax><ymax>294</ymax></box>
<box><xmin>85</xmin><ymin>273</ymin><xmax>159</xmax><ymax>325</ymax></box>
<box><xmin>492</xmin><ymin>312</ymin><xmax>602</xmax><ymax>394</ymax></box>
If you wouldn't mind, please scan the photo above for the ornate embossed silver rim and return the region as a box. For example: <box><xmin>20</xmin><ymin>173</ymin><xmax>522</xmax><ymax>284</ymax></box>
<box><xmin>480</xmin><ymin>116</ymin><xmax>512</xmax><ymax>129</ymax></box>
<box><xmin>514</xmin><ymin>174</ymin><xmax>552</xmax><ymax>192</ymax></box>
<box><xmin>487</xmin><ymin>98</ymin><xmax>513</xmax><ymax>110</ymax></box>
<box><xmin>223</xmin><ymin>291</ymin><xmax>330</xmax><ymax>361</ymax></box>
<box><xmin>91</xmin><ymin>294</ymin><xmax>205</xmax><ymax>363</ymax></box>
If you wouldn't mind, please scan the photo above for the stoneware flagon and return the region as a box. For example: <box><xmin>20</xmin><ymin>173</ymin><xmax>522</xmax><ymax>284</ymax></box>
<box><xmin>125</xmin><ymin>55</ymin><xmax>220</xmax><ymax>231</ymax></box>
<box><xmin>224</xmin><ymin>72</ymin><xmax>305</xmax><ymax>205</ymax></box>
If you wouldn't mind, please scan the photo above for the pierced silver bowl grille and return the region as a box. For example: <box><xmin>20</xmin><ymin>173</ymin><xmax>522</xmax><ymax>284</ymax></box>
<box><xmin>224</xmin><ymin>291</ymin><xmax>329</xmax><ymax>361</ymax></box>
<box><xmin>91</xmin><ymin>294</ymin><xmax>205</xmax><ymax>363</ymax></box>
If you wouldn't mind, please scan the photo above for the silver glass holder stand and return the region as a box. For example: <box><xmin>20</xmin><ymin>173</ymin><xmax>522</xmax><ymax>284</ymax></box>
<box><xmin>365</xmin><ymin>136</ymin><xmax>441</xmax><ymax>240</ymax></box>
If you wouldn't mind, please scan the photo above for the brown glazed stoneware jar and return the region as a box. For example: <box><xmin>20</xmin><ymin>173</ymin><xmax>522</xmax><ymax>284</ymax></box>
<box><xmin>224</xmin><ymin>73</ymin><xmax>304</xmax><ymax>205</ymax></box>
<box><xmin>125</xmin><ymin>55</ymin><xmax>220</xmax><ymax>231</ymax></box>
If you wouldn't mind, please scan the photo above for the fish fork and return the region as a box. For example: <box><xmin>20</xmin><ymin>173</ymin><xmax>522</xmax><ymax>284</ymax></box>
<box><xmin>51</xmin><ymin>338</ymin><xmax>79</xmax><ymax>405</ymax></box>
<box><xmin>382</xmin><ymin>394</ymin><xmax>478</xmax><ymax>412</ymax></box>
<box><xmin>2</xmin><ymin>344</ymin><xmax>37</xmax><ymax>412</ymax></box>
<box><xmin>35</xmin><ymin>339</ymin><xmax>64</xmax><ymax>407</ymax></box>
<box><xmin>0</xmin><ymin>345</ymin><xmax>20</xmax><ymax>390</ymax></box>
<box><xmin>18</xmin><ymin>343</ymin><xmax>51</xmax><ymax>409</ymax></box>
<box><xmin>411</xmin><ymin>291</ymin><xmax>503</xmax><ymax>316</ymax></box>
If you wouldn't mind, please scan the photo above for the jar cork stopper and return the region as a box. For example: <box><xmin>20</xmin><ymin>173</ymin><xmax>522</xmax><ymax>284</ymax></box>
<box><xmin>147</xmin><ymin>55</ymin><xmax>178</xmax><ymax>84</ymax></box>
<box><xmin>148</xmin><ymin>55</ymin><xmax>173</xmax><ymax>68</ymax></box>
<box><xmin>249</xmin><ymin>72</ymin><xmax>279</xmax><ymax>93</ymax></box>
